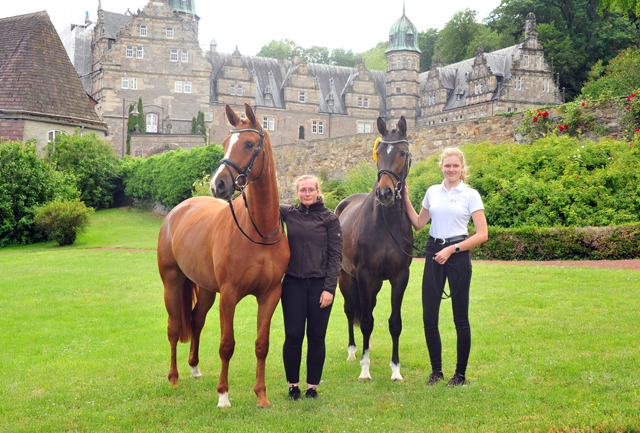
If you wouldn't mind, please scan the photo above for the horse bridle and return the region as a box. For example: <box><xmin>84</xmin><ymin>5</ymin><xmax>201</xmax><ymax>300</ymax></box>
<box><xmin>216</xmin><ymin>127</ymin><xmax>285</xmax><ymax>246</ymax></box>
<box><xmin>376</xmin><ymin>138</ymin><xmax>423</xmax><ymax>258</ymax></box>
<box><xmin>376</xmin><ymin>139</ymin><xmax>412</xmax><ymax>201</ymax></box>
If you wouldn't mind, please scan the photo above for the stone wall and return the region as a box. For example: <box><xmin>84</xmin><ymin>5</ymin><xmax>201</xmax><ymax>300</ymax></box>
<box><xmin>130</xmin><ymin>133</ymin><xmax>207</xmax><ymax>158</ymax></box>
<box><xmin>273</xmin><ymin>102</ymin><xmax>626</xmax><ymax>200</ymax></box>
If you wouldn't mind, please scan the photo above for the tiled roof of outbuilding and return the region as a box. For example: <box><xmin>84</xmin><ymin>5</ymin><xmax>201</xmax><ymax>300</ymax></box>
<box><xmin>0</xmin><ymin>11</ymin><xmax>102</xmax><ymax>123</ymax></box>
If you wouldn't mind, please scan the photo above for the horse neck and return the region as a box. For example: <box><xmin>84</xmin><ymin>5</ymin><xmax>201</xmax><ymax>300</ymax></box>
<box><xmin>242</xmin><ymin>143</ymin><xmax>280</xmax><ymax>229</ymax></box>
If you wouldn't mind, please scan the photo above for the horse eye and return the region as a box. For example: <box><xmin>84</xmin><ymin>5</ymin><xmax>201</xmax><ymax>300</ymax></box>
<box><xmin>400</xmin><ymin>151</ymin><xmax>406</xmax><ymax>157</ymax></box>
<box><xmin>244</xmin><ymin>141</ymin><xmax>254</xmax><ymax>150</ymax></box>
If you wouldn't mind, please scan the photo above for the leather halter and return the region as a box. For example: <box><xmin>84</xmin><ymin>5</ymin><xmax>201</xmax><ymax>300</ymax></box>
<box><xmin>217</xmin><ymin>126</ymin><xmax>285</xmax><ymax>246</ymax></box>
<box><xmin>376</xmin><ymin>139</ymin><xmax>412</xmax><ymax>201</ymax></box>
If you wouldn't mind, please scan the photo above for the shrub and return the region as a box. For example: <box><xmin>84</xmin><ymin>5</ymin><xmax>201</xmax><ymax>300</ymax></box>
<box><xmin>44</xmin><ymin>131</ymin><xmax>121</xmax><ymax>209</ymax></box>
<box><xmin>121</xmin><ymin>144</ymin><xmax>224</xmax><ymax>208</ymax></box>
<box><xmin>34</xmin><ymin>200</ymin><xmax>94</xmax><ymax>246</ymax></box>
<box><xmin>1</xmin><ymin>140</ymin><xmax>79</xmax><ymax>247</ymax></box>
<box><xmin>581</xmin><ymin>45</ymin><xmax>640</xmax><ymax>101</ymax></box>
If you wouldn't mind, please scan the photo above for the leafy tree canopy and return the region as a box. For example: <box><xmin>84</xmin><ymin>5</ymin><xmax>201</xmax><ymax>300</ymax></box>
<box><xmin>359</xmin><ymin>41</ymin><xmax>387</xmax><ymax>71</ymax></box>
<box><xmin>434</xmin><ymin>9</ymin><xmax>485</xmax><ymax>65</ymax></box>
<box><xmin>418</xmin><ymin>29</ymin><xmax>438</xmax><ymax>72</ymax></box>
<box><xmin>257</xmin><ymin>39</ymin><xmax>360</xmax><ymax>67</ymax></box>
<box><xmin>581</xmin><ymin>45</ymin><xmax>640</xmax><ymax>99</ymax></box>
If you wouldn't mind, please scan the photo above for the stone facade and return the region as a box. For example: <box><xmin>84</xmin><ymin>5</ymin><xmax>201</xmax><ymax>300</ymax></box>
<box><xmin>91</xmin><ymin>0</ymin><xmax>210</xmax><ymax>156</ymax></box>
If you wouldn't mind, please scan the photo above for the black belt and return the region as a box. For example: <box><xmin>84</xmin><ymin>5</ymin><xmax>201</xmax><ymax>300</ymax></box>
<box><xmin>429</xmin><ymin>235</ymin><xmax>468</xmax><ymax>245</ymax></box>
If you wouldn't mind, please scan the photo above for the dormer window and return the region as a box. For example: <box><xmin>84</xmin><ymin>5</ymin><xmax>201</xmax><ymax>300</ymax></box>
<box><xmin>327</xmin><ymin>93</ymin><xmax>334</xmax><ymax>106</ymax></box>
<box><xmin>329</xmin><ymin>77</ymin><xmax>334</xmax><ymax>85</ymax></box>
<box><xmin>264</xmin><ymin>85</ymin><xmax>272</xmax><ymax>101</ymax></box>
<box><xmin>523</xmin><ymin>55</ymin><xmax>530</xmax><ymax>67</ymax></box>
<box><xmin>389</xmin><ymin>35</ymin><xmax>394</xmax><ymax>44</ymax></box>
<box><xmin>268</xmin><ymin>71</ymin><xmax>274</xmax><ymax>78</ymax></box>
<box><xmin>406</xmin><ymin>34</ymin><xmax>413</xmax><ymax>43</ymax></box>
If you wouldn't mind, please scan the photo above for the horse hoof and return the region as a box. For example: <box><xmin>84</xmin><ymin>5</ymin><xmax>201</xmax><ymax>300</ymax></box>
<box><xmin>217</xmin><ymin>392</ymin><xmax>231</xmax><ymax>408</ymax></box>
<box><xmin>347</xmin><ymin>346</ymin><xmax>357</xmax><ymax>361</ymax></box>
<box><xmin>358</xmin><ymin>375</ymin><xmax>372</xmax><ymax>381</ymax></box>
<box><xmin>190</xmin><ymin>365</ymin><xmax>202</xmax><ymax>379</ymax></box>
<box><xmin>390</xmin><ymin>362</ymin><xmax>403</xmax><ymax>381</ymax></box>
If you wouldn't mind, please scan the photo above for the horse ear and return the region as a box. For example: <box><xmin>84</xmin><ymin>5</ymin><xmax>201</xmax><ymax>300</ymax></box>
<box><xmin>244</xmin><ymin>103</ymin><xmax>258</xmax><ymax>127</ymax></box>
<box><xmin>377</xmin><ymin>117</ymin><xmax>388</xmax><ymax>136</ymax></box>
<box><xmin>225</xmin><ymin>104</ymin><xmax>240</xmax><ymax>127</ymax></box>
<box><xmin>398</xmin><ymin>116</ymin><xmax>407</xmax><ymax>136</ymax></box>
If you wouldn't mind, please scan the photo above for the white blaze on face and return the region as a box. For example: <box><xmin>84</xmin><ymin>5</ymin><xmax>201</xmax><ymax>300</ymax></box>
<box><xmin>387</xmin><ymin>144</ymin><xmax>394</xmax><ymax>154</ymax></box>
<box><xmin>211</xmin><ymin>132</ymin><xmax>240</xmax><ymax>189</ymax></box>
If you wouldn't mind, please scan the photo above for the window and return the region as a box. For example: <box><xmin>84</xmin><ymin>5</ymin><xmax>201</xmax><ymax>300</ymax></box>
<box><xmin>230</xmin><ymin>84</ymin><xmax>236</xmax><ymax>95</ymax></box>
<box><xmin>364</xmin><ymin>98</ymin><xmax>369</xmax><ymax>108</ymax></box>
<box><xmin>121</xmin><ymin>77</ymin><xmax>129</xmax><ymax>89</ymax></box>
<box><xmin>265</xmin><ymin>86</ymin><xmax>272</xmax><ymax>100</ymax></box>
<box><xmin>299</xmin><ymin>92</ymin><xmax>306</xmax><ymax>103</ymax></box>
<box><xmin>479</xmin><ymin>83</ymin><xmax>483</xmax><ymax>93</ymax></box>
<box><xmin>358</xmin><ymin>122</ymin><xmax>371</xmax><ymax>134</ymax></box>
<box><xmin>170</xmin><ymin>49</ymin><xmax>178</xmax><ymax>62</ymax></box>
<box><xmin>181</xmin><ymin>49</ymin><xmax>189</xmax><ymax>62</ymax></box>
<box><xmin>184</xmin><ymin>81</ymin><xmax>192</xmax><ymax>93</ymax></box>
<box><xmin>514</xmin><ymin>76</ymin><xmax>522</xmax><ymax>90</ymax></box>
<box><xmin>536</xmin><ymin>56</ymin><xmax>542</xmax><ymax>68</ymax></box>
<box><xmin>262</xmin><ymin>117</ymin><xmax>275</xmax><ymax>131</ymax></box>
<box><xmin>140</xmin><ymin>25</ymin><xmax>147</xmax><ymax>36</ymax></box>
<box><xmin>126</xmin><ymin>45</ymin><xmax>133</xmax><ymax>58</ymax></box>
<box><xmin>237</xmin><ymin>85</ymin><xmax>243</xmax><ymax>96</ymax></box>
<box><xmin>47</xmin><ymin>130</ymin><xmax>62</xmax><ymax>143</ymax></box>
<box><xmin>456</xmin><ymin>94</ymin><xmax>462</xmax><ymax>101</ymax></box>
<box><xmin>166</xmin><ymin>27</ymin><xmax>174</xmax><ymax>38</ymax></box>
<box><xmin>358</xmin><ymin>97</ymin><xmax>363</xmax><ymax>108</ymax></box>
<box><xmin>523</xmin><ymin>55</ymin><xmax>529</xmax><ymax>67</ymax></box>
<box><xmin>312</xmin><ymin>120</ymin><xmax>318</xmax><ymax>134</ymax></box>
<box><xmin>130</xmin><ymin>77</ymin><xmax>138</xmax><ymax>90</ymax></box>
<box><xmin>299</xmin><ymin>126</ymin><xmax>305</xmax><ymax>139</ymax></box>
<box><xmin>136</xmin><ymin>46</ymin><xmax>143</xmax><ymax>59</ymax></box>
<box><xmin>397</xmin><ymin>59</ymin><xmax>402</xmax><ymax>68</ymax></box>
<box><xmin>174</xmin><ymin>80</ymin><xmax>183</xmax><ymax>93</ymax></box>
<box><xmin>396</xmin><ymin>87</ymin><xmax>401</xmax><ymax>93</ymax></box>
<box><xmin>146</xmin><ymin>113</ymin><xmax>158</xmax><ymax>133</ymax></box>
<box><xmin>542</xmin><ymin>78</ymin><xmax>546</xmax><ymax>93</ymax></box>
<box><xmin>318</xmin><ymin>121</ymin><xmax>324</xmax><ymax>134</ymax></box>
<box><xmin>135</xmin><ymin>149</ymin><xmax>143</xmax><ymax>157</ymax></box>
<box><xmin>407</xmin><ymin>59</ymin><xmax>412</xmax><ymax>68</ymax></box>
<box><xmin>327</xmin><ymin>94</ymin><xmax>334</xmax><ymax>106</ymax></box>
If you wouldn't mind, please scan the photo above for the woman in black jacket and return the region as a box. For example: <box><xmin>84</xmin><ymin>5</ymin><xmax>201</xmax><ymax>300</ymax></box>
<box><xmin>279</xmin><ymin>175</ymin><xmax>343</xmax><ymax>400</ymax></box>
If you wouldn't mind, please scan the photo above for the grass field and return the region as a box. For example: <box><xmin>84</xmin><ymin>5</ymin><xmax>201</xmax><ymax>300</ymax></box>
<box><xmin>1</xmin><ymin>208</ymin><xmax>638</xmax><ymax>432</ymax></box>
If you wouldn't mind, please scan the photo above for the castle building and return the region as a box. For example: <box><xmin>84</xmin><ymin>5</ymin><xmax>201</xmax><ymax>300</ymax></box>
<box><xmin>79</xmin><ymin>1</ymin><xmax>561</xmax><ymax>157</ymax></box>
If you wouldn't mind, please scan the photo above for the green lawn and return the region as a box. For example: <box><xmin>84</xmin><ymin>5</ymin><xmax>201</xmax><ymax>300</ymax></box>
<box><xmin>0</xmin><ymin>208</ymin><xmax>638</xmax><ymax>432</ymax></box>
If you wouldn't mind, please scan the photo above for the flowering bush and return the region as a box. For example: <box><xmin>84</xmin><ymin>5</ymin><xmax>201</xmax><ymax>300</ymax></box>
<box><xmin>617</xmin><ymin>91</ymin><xmax>640</xmax><ymax>140</ymax></box>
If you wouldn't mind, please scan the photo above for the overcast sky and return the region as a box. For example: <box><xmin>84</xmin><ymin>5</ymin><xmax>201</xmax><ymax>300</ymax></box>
<box><xmin>1</xmin><ymin>0</ymin><xmax>501</xmax><ymax>56</ymax></box>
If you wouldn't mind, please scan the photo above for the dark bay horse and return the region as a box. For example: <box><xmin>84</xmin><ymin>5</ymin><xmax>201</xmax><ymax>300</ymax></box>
<box><xmin>157</xmin><ymin>103</ymin><xmax>290</xmax><ymax>407</ymax></box>
<box><xmin>335</xmin><ymin>116</ymin><xmax>413</xmax><ymax>381</ymax></box>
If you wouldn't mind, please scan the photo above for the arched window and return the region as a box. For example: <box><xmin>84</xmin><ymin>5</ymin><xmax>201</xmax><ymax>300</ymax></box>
<box><xmin>298</xmin><ymin>126</ymin><xmax>305</xmax><ymax>140</ymax></box>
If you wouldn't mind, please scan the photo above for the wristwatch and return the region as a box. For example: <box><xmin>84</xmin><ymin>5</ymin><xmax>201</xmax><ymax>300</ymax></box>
<box><xmin>454</xmin><ymin>244</ymin><xmax>461</xmax><ymax>253</ymax></box>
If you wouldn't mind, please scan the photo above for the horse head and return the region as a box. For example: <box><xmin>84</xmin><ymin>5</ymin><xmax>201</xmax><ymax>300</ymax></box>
<box><xmin>211</xmin><ymin>103</ymin><xmax>268</xmax><ymax>201</ymax></box>
<box><xmin>374</xmin><ymin>116</ymin><xmax>411</xmax><ymax>205</ymax></box>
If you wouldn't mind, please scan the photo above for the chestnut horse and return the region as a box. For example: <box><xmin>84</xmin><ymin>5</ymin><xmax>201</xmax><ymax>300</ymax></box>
<box><xmin>335</xmin><ymin>116</ymin><xmax>413</xmax><ymax>381</ymax></box>
<box><xmin>158</xmin><ymin>103</ymin><xmax>289</xmax><ymax>408</ymax></box>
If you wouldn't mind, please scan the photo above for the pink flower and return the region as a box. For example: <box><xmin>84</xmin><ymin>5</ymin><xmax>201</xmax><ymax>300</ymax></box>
<box><xmin>533</xmin><ymin>116</ymin><xmax>538</xmax><ymax>122</ymax></box>
<box><xmin>502</xmin><ymin>190</ymin><xmax>506</xmax><ymax>193</ymax></box>
<box><xmin>577</xmin><ymin>175</ymin><xmax>580</xmax><ymax>179</ymax></box>
<box><xmin>533</xmin><ymin>196</ymin><xmax>537</xmax><ymax>199</ymax></box>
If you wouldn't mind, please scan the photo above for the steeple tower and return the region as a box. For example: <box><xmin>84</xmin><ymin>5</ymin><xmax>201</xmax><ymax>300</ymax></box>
<box><xmin>385</xmin><ymin>8</ymin><xmax>421</xmax><ymax>127</ymax></box>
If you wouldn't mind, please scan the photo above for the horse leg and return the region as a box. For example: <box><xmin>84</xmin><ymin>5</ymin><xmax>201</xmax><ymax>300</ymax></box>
<box><xmin>162</xmin><ymin>268</ymin><xmax>187</xmax><ymax>387</ymax></box>
<box><xmin>339</xmin><ymin>270</ymin><xmax>357</xmax><ymax>361</ymax></box>
<box><xmin>388</xmin><ymin>268</ymin><xmax>410</xmax><ymax>381</ymax></box>
<box><xmin>358</xmin><ymin>270</ymin><xmax>382</xmax><ymax>381</ymax></box>
<box><xmin>216</xmin><ymin>289</ymin><xmax>239</xmax><ymax>408</ymax></box>
<box><xmin>188</xmin><ymin>288</ymin><xmax>216</xmax><ymax>378</ymax></box>
<box><xmin>254</xmin><ymin>284</ymin><xmax>282</xmax><ymax>407</ymax></box>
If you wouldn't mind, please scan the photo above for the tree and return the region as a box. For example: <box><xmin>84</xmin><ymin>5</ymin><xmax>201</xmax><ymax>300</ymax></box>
<box><xmin>418</xmin><ymin>29</ymin><xmax>439</xmax><ymax>72</ymax></box>
<box><xmin>126</xmin><ymin>97</ymin><xmax>145</xmax><ymax>156</ymax></box>
<box><xmin>599</xmin><ymin>0</ymin><xmax>640</xmax><ymax>16</ymax></box>
<box><xmin>329</xmin><ymin>48</ymin><xmax>358</xmax><ymax>67</ymax></box>
<box><xmin>256</xmin><ymin>39</ymin><xmax>298</xmax><ymax>60</ymax></box>
<box><xmin>464</xmin><ymin>27</ymin><xmax>515</xmax><ymax>58</ymax></box>
<box><xmin>303</xmin><ymin>45</ymin><xmax>330</xmax><ymax>64</ymax></box>
<box><xmin>434</xmin><ymin>9</ymin><xmax>485</xmax><ymax>65</ymax></box>
<box><xmin>44</xmin><ymin>131</ymin><xmax>122</xmax><ymax>209</ymax></box>
<box><xmin>582</xmin><ymin>45</ymin><xmax>640</xmax><ymax>99</ymax></box>
<box><xmin>359</xmin><ymin>41</ymin><xmax>387</xmax><ymax>71</ymax></box>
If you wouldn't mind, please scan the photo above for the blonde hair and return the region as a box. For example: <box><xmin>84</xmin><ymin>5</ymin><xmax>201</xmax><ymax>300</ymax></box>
<box><xmin>439</xmin><ymin>147</ymin><xmax>469</xmax><ymax>182</ymax></box>
<box><xmin>294</xmin><ymin>174</ymin><xmax>323</xmax><ymax>200</ymax></box>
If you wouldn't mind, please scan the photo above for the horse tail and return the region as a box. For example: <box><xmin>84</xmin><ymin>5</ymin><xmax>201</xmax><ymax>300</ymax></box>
<box><xmin>351</xmin><ymin>276</ymin><xmax>363</xmax><ymax>327</ymax></box>
<box><xmin>179</xmin><ymin>278</ymin><xmax>199</xmax><ymax>343</ymax></box>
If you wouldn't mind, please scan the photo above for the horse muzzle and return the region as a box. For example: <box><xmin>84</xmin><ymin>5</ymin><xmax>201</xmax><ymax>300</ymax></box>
<box><xmin>211</xmin><ymin>171</ymin><xmax>234</xmax><ymax>201</ymax></box>
<box><xmin>376</xmin><ymin>185</ymin><xmax>395</xmax><ymax>205</ymax></box>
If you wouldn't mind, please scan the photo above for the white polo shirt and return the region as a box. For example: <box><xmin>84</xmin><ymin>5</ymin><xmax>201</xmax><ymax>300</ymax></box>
<box><xmin>421</xmin><ymin>180</ymin><xmax>484</xmax><ymax>239</ymax></box>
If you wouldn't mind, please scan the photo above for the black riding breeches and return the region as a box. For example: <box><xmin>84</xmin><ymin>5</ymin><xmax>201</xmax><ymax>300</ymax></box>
<box><xmin>281</xmin><ymin>275</ymin><xmax>333</xmax><ymax>385</ymax></box>
<box><xmin>422</xmin><ymin>241</ymin><xmax>472</xmax><ymax>376</ymax></box>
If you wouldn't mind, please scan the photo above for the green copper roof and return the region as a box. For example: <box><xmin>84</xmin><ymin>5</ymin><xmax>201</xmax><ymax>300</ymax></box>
<box><xmin>386</xmin><ymin>13</ymin><xmax>421</xmax><ymax>53</ymax></box>
<box><xmin>168</xmin><ymin>0</ymin><xmax>197</xmax><ymax>16</ymax></box>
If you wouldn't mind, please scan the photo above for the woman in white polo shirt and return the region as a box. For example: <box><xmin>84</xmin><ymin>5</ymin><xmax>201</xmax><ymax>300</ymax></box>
<box><xmin>403</xmin><ymin>147</ymin><xmax>488</xmax><ymax>387</ymax></box>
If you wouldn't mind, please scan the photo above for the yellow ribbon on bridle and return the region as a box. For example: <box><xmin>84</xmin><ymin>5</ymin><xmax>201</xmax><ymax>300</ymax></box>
<box><xmin>373</xmin><ymin>137</ymin><xmax>381</xmax><ymax>161</ymax></box>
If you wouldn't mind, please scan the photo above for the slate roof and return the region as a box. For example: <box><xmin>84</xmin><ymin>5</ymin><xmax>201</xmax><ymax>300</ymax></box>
<box><xmin>0</xmin><ymin>11</ymin><xmax>103</xmax><ymax>123</ymax></box>
<box><xmin>210</xmin><ymin>53</ymin><xmax>387</xmax><ymax>116</ymax></box>
<box><xmin>419</xmin><ymin>44</ymin><xmax>524</xmax><ymax>111</ymax></box>
<box><xmin>101</xmin><ymin>11</ymin><xmax>132</xmax><ymax>39</ymax></box>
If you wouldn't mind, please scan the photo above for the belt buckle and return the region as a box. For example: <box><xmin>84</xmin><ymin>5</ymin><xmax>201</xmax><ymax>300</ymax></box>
<box><xmin>436</xmin><ymin>238</ymin><xmax>446</xmax><ymax>245</ymax></box>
